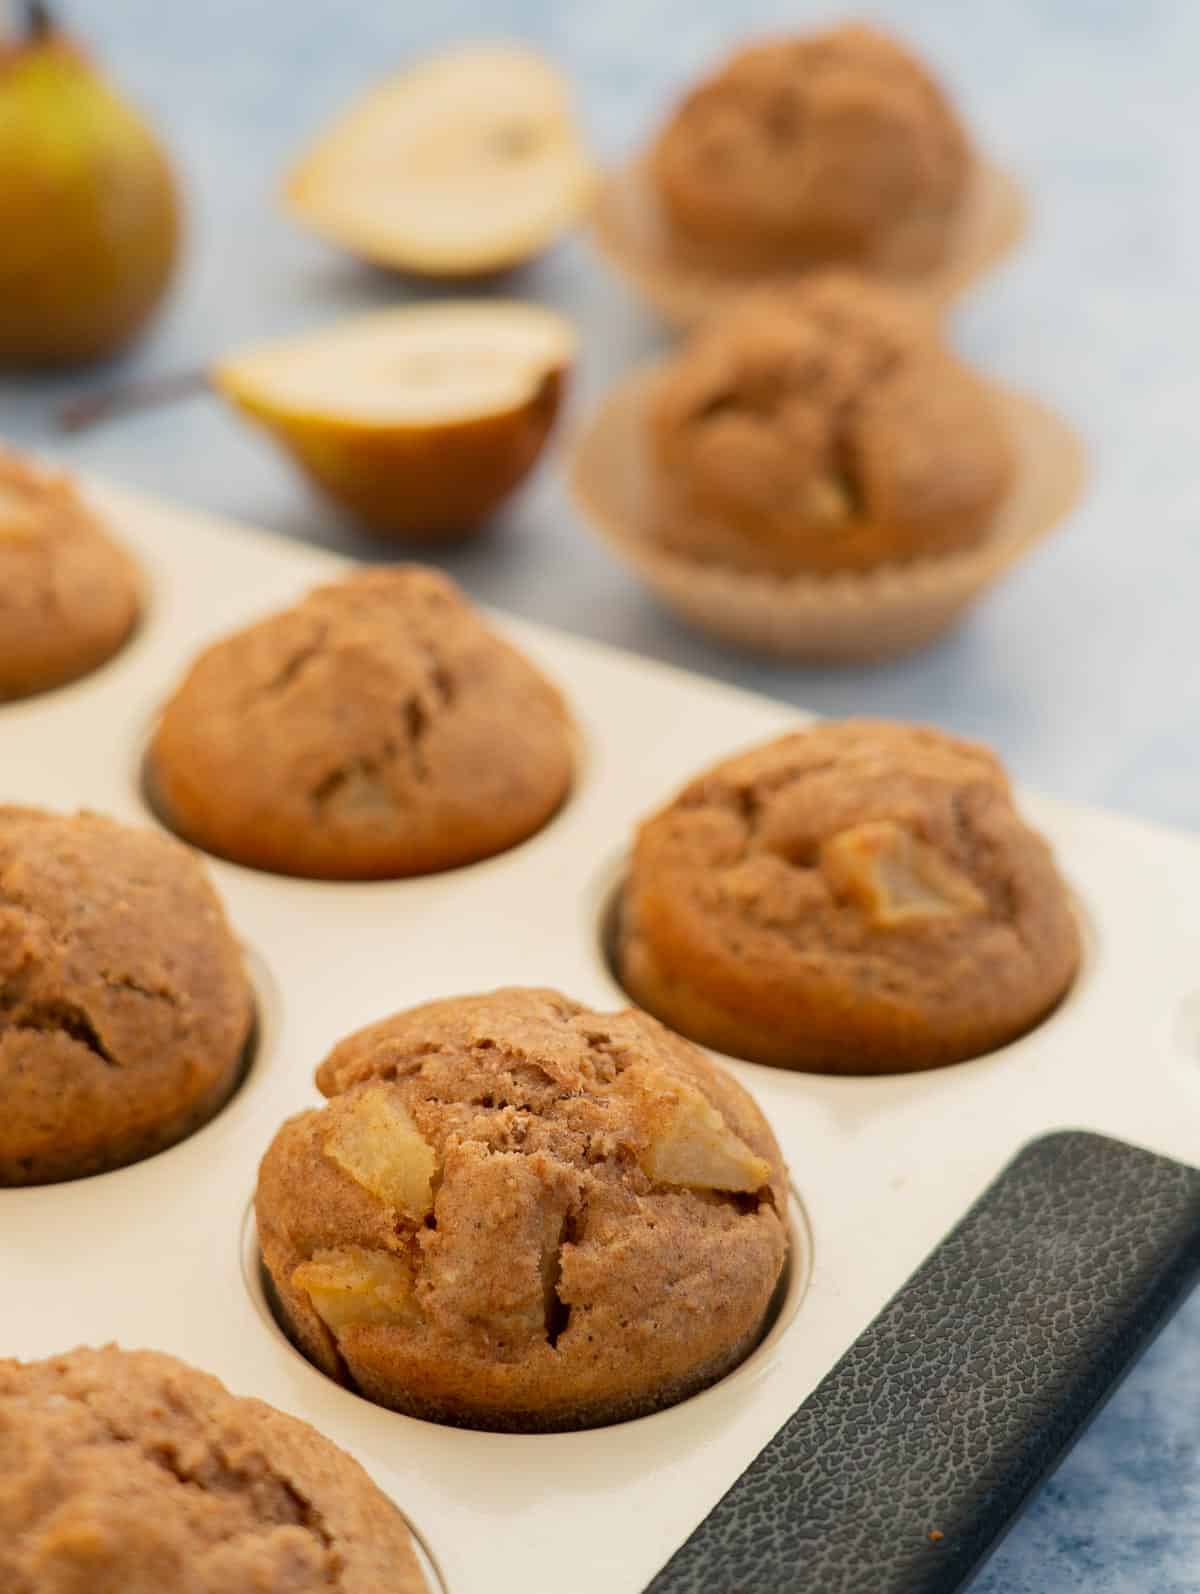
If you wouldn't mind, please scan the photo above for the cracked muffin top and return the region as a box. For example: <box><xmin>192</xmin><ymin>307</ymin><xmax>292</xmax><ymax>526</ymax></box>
<box><xmin>0</xmin><ymin>807</ymin><xmax>252</xmax><ymax>1185</ymax></box>
<box><xmin>147</xmin><ymin>566</ymin><xmax>574</xmax><ymax>879</ymax></box>
<box><xmin>257</xmin><ymin>987</ymin><xmax>788</xmax><ymax>1432</ymax></box>
<box><xmin>0</xmin><ymin>449</ymin><xmax>141</xmax><ymax>701</ymax></box>
<box><xmin>650</xmin><ymin>23</ymin><xmax>970</xmax><ymax>273</ymax></box>
<box><xmin>0</xmin><ymin>1346</ymin><xmax>428</xmax><ymax>1594</ymax></box>
<box><xmin>648</xmin><ymin>272</ymin><xmax>1014</xmax><ymax>575</ymax></box>
<box><xmin>617</xmin><ymin>721</ymin><xmax>1079</xmax><ymax>1073</ymax></box>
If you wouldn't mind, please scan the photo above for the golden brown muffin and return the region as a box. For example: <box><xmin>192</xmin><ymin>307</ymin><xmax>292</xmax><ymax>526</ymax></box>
<box><xmin>648</xmin><ymin>272</ymin><xmax>1014</xmax><ymax>576</ymax></box>
<box><xmin>146</xmin><ymin>567</ymin><xmax>573</xmax><ymax>880</ymax></box>
<box><xmin>0</xmin><ymin>1346</ymin><xmax>428</xmax><ymax>1594</ymax></box>
<box><xmin>0</xmin><ymin>808</ymin><xmax>253</xmax><ymax>1184</ymax></box>
<box><xmin>257</xmin><ymin>987</ymin><xmax>788</xmax><ymax>1432</ymax></box>
<box><xmin>0</xmin><ymin>449</ymin><xmax>141</xmax><ymax>700</ymax></box>
<box><xmin>616</xmin><ymin>721</ymin><xmax>1079</xmax><ymax>1074</ymax></box>
<box><xmin>650</xmin><ymin>23</ymin><xmax>970</xmax><ymax>274</ymax></box>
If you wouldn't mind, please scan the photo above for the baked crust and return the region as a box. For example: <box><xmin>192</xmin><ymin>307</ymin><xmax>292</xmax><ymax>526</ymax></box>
<box><xmin>0</xmin><ymin>807</ymin><xmax>252</xmax><ymax>1184</ymax></box>
<box><xmin>617</xmin><ymin>720</ymin><xmax>1080</xmax><ymax>1073</ymax></box>
<box><xmin>648</xmin><ymin>272</ymin><xmax>1014</xmax><ymax>575</ymax></box>
<box><xmin>257</xmin><ymin>986</ymin><xmax>789</xmax><ymax>1431</ymax></box>
<box><xmin>0</xmin><ymin>449</ymin><xmax>140</xmax><ymax>700</ymax></box>
<box><xmin>147</xmin><ymin>566</ymin><xmax>574</xmax><ymax>879</ymax></box>
<box><xmin>0</xmin><ymin>1346</ymin><xmax>428</xmax><ymax>1593</ymax></box>
<box><xmin>650</xmin><ymin>23</ymin><xmax>970</xmax><ymax>273</ymax></box>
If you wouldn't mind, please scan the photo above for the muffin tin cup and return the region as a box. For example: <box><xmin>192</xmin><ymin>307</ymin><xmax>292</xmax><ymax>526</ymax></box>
<box><xmin>589</xmin><ymin>154</ymin><xmax>1027</xmax><ymax>328</ymax></box>
<box><xmin>3</xmin><ymin>474</ymin><xmax>1200</xmax><ymax>1594</ymax></box>
<box><xmin>569</xmin><ymin>366</ymin><xmax>1086</xmax><ymax>661</ymax></box>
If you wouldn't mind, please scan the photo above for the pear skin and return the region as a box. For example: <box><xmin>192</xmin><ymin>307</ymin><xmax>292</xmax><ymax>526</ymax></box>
<box><xmin>215</xmin><ymin>302</ymin><xmax>574</xmax><ymax>542</ymax></box>
<box><xmin>227</xmin><ymin>375</ymin><xmax>565</xmax><ymax>540</ymax></box>
<box><xmin>0</xmin><ymin>17</ymin><xmax>181</xmax><ymax>366</ymax></box>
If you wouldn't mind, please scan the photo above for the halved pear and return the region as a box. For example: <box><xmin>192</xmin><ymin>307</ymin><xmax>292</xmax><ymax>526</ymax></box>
<box><xmin>213</xmin><ymin>301</ymin><xmax>575</xmax><ymax>540</ymax></box>
<box><xmin>283</xmin><ymin>43</ymin><xmax>595</xmax><ymax>277</ymax></box>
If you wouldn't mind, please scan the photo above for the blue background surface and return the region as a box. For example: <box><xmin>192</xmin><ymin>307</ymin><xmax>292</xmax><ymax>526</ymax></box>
<box><xmin>2</xmin><ymin>2</ymin><xmax>1199</xmax><ymax>1587</ymax></box>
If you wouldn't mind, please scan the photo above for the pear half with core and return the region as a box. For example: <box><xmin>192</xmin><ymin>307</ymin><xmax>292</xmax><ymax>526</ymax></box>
<box><xmin>214</xmin><ymin>302</ymin><xmax>575</xmax><ymax>540</ymax></box>
<box><xmin>283</xmin><ymin>43</ymin><xmax>594</xmax><ymax>276</ymax></box>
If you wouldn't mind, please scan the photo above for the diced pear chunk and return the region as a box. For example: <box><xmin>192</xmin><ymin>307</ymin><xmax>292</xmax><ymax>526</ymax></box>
<box><xmin>821</xmin><ymin>820</ymin><xmax>985</xmax><ymax>926</ymax></box>
<box><xmin>806</xmin><ymin>473</ymin><xmax>854</xmax><ymax>525</ymax></box>
<box><xmin>323</xmin><ymin>1085</ymin><xmax>436</xmax><ymax>1219</ymax></box>
<box><xmin>316</xmin><ymin>761</ymin><xmax>397</xmax><ymax>817</ymax></box>
<box><xmin>293</xmin><ymin>1246</ymin><xmax>416</xmax><ymax>1335</ymax></box>
<box><xmin>642</xmin><ymin>1083</ymin><xmax>770</xmax><ymax>1192</ymax></box>
<box><xmin>0</xmin><ymin>485</ymin><xmax>40</xmax><ymax>542</ymax></box>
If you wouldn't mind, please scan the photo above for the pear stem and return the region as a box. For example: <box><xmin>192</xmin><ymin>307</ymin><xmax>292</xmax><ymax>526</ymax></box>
<box><xmin>25</xmin><ymin>2</ymin><xmax>53</xmax><ymax>41</ymax></box>
<box><xmin>57</xmin><ymin>368</ymin><xmax>211</xmax><ymax>433</ymax></box>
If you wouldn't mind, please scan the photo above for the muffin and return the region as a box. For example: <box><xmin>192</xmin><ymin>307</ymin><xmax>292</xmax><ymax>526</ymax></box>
<box><xmin>616</xmin><ymin>721</ymin><xmax>1079</xmax><ymax>1074</ymax></box>
<box><xmin>0</xmin><ymin>1345</ymin><xmax>428</xmax><ymax>1593</ymax></box>
<box><xmin>0</xmin><ymin>807</ymin><xmax>253</xmax><ymax>1184</ymax></box>
<box><xmin>257</xmin><ymin>986</ymin><xmax>788</xmax><ymax>1432</ymax></box>
<box><xmin>590</xmin><ymin>19</ymin><xmax>1026</xmax><ymax>331</ymax></box>
<box><xmin>567</xmin><ymin>264</ymin><xmax>1079</xmax><ymax>660</ymax></box>
<box><xmin>0</xmin><ymin>448</ymin><xmax>141</xmax><ymax>700</ymax></box>
<box><xmin>648</xmin><ymin>272</ymin><xmax>1014</xmax><ymax>576</ymax></box>
<box><xmin>650</xmin><ymin>24</ymin><xmax>970</xmax><ymax>276</ymax></box>
<box><xmin>146</xmin><ymin>567</ymin><xmax>573</xmax><ymax>879</ymax></box>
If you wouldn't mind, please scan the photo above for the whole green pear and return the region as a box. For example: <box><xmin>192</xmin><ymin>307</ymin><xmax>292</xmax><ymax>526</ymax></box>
<box><xmin>0</xmin><ymin>3</ymin><xmax>181</xmax><ymax>365</ymax></box>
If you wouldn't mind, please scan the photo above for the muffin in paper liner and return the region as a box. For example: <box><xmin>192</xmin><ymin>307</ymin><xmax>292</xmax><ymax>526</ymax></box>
<box><xmin>568</xmin><ymin>364</ymin><xmax>1085</xmax><ymax>662</ymax></box>
<box><xmin>590</xmin><ymin>155</ymin><xmax>1026</xmax><ymax>329</ymax></box>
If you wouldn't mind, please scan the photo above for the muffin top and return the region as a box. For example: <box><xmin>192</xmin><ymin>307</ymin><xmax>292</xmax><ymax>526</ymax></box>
<box><xmin>0</xmin><ymin>1346</ymin><xmax>428</xmax><ymax>1594</ymax></box>
<box><xmin>257</xmin><ymin>987</ymin><xmax>788</xmax><ymax>1431</ymax></box>
<box><xmin>0</xmin><ymin>449</ymin><xmax>141</xmax><ymax>700</ymax></box>
<box><xmin>650</xmin><ymin>23</ymin><xmax>970</xmax><ymax>272</ymax></box>
<box><xmin>0</xmin><ymin>808</ymin><xmax>252</xmax><ymax>1184</ymax></box>
<box><xmin>649</xmin><ymin>273</ymin><xmax>1014</xmax><ymax>575</ymax></box>
<box><xmin>618</xmin><ymin>721</ymin><xmax>1079</xmax><ymax>1073</ymax></box>
<box><xmin>148</xmin><ymin>566</ymin><xmax>573</xmax><ymax>879</ymax></box>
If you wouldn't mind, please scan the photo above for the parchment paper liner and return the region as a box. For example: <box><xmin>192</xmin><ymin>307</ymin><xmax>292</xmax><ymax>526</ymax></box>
<box><xmin>568</xmin><ymin>366</ymin><xmax>1085</xmax><ymax>662</ymax></box>
<box><xmin>590</xmin><ymin>155</ymin><xmax>1026</xmax><ymax>328</ymax></box>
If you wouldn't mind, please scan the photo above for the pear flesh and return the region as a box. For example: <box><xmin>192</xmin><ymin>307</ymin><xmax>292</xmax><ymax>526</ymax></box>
<box><xmin>284</xmin><ymin>43</ymin><xmax>594</xmax><ymax>276</ymax></box>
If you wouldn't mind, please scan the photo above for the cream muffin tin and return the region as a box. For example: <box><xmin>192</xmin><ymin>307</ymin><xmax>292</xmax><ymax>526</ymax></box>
<box><xmin>3</xmin><ymin>478</ymin><xmax>1200</xmax><ymax>1594</ymax></box>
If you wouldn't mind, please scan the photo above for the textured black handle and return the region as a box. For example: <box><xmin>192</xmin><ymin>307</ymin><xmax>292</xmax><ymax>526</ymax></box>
<box><xmin>646</xmin><ymin>1131</ymin><xmax>1200</xmax><ymax>1594</ymax></box>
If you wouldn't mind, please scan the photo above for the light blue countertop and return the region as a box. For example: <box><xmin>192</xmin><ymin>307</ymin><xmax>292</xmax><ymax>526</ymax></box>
<box><xmin>3</xmin><ymin>1</ymin><xmax>1199</xmax><ymax>1588</ymax></box>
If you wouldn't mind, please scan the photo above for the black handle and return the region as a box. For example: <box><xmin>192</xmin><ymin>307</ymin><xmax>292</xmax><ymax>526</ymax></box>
<box><xmin>645</xmin><ymin>1131</ymin><xmax>1200</xmax><ymax>1594</ymax></box>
